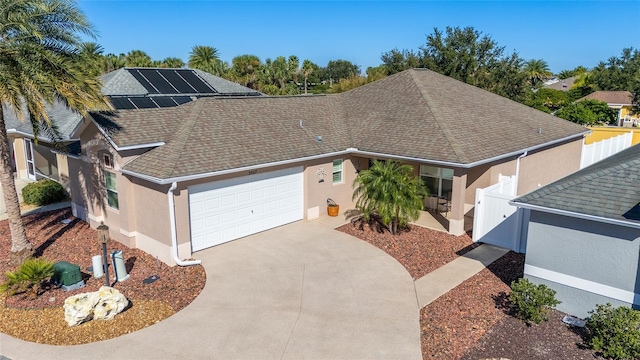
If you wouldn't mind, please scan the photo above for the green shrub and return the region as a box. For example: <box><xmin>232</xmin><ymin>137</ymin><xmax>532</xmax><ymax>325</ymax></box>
<box><xmin>586</xmin><ymin>303</ymin><xmax>640</xmax><ymax>359</ymax></box>
<box><xmin>509</xmin><ymin>278</ymin><xmax>561</xmax><ymax>324</ymax></box>
<box><xmin>22</xmin><ymin>179</ymin><xmax>67</xmax><ymax>206</ymax></box>
<box><xmin>0</xmin><ymin>258</ymin><xmax>55</xmax><ymax>298</ymax></box>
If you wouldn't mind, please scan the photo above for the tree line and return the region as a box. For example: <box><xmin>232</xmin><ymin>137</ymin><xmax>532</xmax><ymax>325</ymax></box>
<box><xmin>81</xmin><ymin>26</ymin><xmax>639</xmax><ymax>125</ymax></box>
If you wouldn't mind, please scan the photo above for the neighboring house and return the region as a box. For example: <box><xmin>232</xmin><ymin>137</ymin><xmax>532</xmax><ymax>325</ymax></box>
<box><xmin>3</xmin><ymin>67</ymin><xmax>261</xmax><ymax>190</ymax></box>
<box><xmin>511</xmin><ymin>144</ymin><xmax>640</xmax><ymax>318</ymax></box>
<box><xmin>578</xmin><ymin>91</ymin><xmax>638</xmax><ymax>127</ymax></box>
<box><xmin>542</xmin><ymin>76</ymin><xmax>577</xmax><ymax>91</ymax></box>
<box><xmin>67</xmin><ymin>68</ymin><xmax>589</xmax><ymax>265</ymax></box>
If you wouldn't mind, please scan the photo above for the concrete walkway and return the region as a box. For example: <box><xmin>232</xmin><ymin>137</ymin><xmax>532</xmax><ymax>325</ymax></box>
<box><xmin>1</xmin><ymin>221</ymin><xmax>422</xmax><ymax>360</ymax></box>
<box><xmin>0</xmin><ymin>200</ymin><xmax>71</xmax><ymax>221</ymax></box>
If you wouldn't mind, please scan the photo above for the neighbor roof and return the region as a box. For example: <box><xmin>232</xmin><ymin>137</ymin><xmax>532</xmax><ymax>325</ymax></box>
<box><xmin>3</xmin><ymin>68</ymin><xmax>261</xmax><ymax>142</ymax></box>
<box><xmin>578</xmin><ymin>91</ymin><xmax>633</xmax><ymax>105</ymax></box>
<box><xmin>97</xmin><ymin>69</ymin><xmax>589</xmax><ymax>183</ymax></box>
<box><xmin>542</xmin><ymin>76</ymin><xmax>576</xmax><ymax>91</ymax></box>
<box><xmin>512</xmin><ymin>144</ymin><xmax>640</xmax><ymax>225</ymax></box>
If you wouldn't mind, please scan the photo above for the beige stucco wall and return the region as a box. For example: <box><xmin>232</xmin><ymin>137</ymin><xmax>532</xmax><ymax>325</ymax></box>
<box><xmin>517</xmin><ymin>138</ymin><xmax>582</xmax><ymax>195</ymax></box>
<box><xmin>11</xmin><ymin>137</ymin><xmax>27</xmax><ymax>178</ymax></box>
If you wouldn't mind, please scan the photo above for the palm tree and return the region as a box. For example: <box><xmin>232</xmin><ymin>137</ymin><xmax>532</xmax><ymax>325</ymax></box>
<box><xmin>188</xmin><ymin>45</ymin><xmax>222</xmax><ymax>75</ymax></box>
<box><xmin>524</xmin><ymin>59</ymin><xmax>552</xmax><ymax>88</ymax></box>
<box><xmin>0</xmin><ymin>0</ymin><xmax>111</xmax><ymax>264</ymax></box>
<box><xmin>160</xmin><ymin>57</ymin><xmax>185</xmax><ymax>68</ymax></box>
<box><xmin>352</xmin><ymin>160</ymin><xmax>426</xmax><ymax>234</ymax></box>
<box><xmin>79</xmin><ymin>42</ymin><xmax>104</xmax><ymax>76</ymax></box>
<box><xmin>124</xmin><ymin>50</ymin><xmax>152</xmax><ymax>67</ymax></box>
<box><xmin>301</xmin><ymin>60</ymin><xmax>316</xmax><ymax>94</ymax></box>
<box><xmin>229</xmin><ymin>54</ymin><xmax>262</xmax><ymax>89</ymax></box>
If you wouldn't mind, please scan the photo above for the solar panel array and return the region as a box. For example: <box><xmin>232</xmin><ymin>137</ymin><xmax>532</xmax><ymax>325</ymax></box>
<box><xmin>109</xmin><ymin>96</ymin><xmax>193</xmax><ymax>110</ymax></box>
<box><xmin>127</xmin><ymin>68</ymin><xmax>217</xmax><ymax>95</ymax></box>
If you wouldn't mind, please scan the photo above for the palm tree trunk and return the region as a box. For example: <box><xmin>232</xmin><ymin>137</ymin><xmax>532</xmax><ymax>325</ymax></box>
<box><xmin>304</xmin><ymin>76</ymin><xmax>308</xmax><ymax>95</ymax></box>
<box><xmin>0</xmin><ymin>109</ymin><xmax>33</xmax><ymax>265</ymax></box>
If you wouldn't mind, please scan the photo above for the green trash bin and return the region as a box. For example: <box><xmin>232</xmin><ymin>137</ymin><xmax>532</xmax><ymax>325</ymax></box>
<box><xmin>52</xmin><ymin>261</ymin><xmax>84</xmax><ymax>290</ymax></box>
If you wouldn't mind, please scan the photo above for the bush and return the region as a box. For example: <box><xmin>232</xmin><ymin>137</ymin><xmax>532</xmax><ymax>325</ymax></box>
<box><xmin>22</xmin><ymin>179</ymin><xmax>67</xmax><ymax>206</ymax></box>
<box><xmin>586</xmin><ymin>303</ymin><xmax>640</xmax><ymax>359</ymax></box>
<box><xmin>0</xmin><ymin>258</ymin><xmax>55</xmax><ymax>298</ymax></box>
<box><xmin>509</xmin><ymin>278</ymin><xmax>561</xmax><ymax>324</ymax></box>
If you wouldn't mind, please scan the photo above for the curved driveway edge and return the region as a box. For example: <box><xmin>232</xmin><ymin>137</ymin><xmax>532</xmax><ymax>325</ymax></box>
<box><xmin>1</xmin><ymin>221</ymin><xmax>421</xmax><ymax>360</ymax></box>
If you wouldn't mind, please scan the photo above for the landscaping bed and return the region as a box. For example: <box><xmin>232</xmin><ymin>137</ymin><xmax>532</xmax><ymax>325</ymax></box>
<box><xmin>336</xmin><ymin>222</ymin><xmax>479</xmax><ymax>279</ymax></box>
<box><xmin>338</xmin><ymin>222</ymin><xmax>601</xmax><ymax>359</ymax></box>
<box><xmin>0</xmin><ymin>208</ymin><xmax>206</xmax><ymax>345</ymax></box>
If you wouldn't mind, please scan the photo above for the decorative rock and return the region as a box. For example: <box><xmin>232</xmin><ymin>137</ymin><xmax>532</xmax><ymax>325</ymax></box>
<box><xmin>93</xmin><ymin>286</ymin><xmax>128</xmax><ymax>321</ymax></box>
<box><xmin>63</xmin><ymin>286</ymin><xmax>129</xmax><ymax>326</ymax></box>
<box><xmin>64</xmin><ymin>292</ymin><xmax>98</xmax><ymax>326</ymax></box>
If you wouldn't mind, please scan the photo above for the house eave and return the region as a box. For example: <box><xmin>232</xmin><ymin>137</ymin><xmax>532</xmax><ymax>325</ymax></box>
<box><xmin>510</xmin><ymin>201</ymin><xmax>640</xmax><ymax>229</ymax></box>
<box><xmin>120</xmin><ymin>149</ymin><xmax>355</xmax><ymax>185</ymax></box>
<box><xmin>6</xmin><ymin>129</ymin><xmax>79</xmax><ymax>143</ymax></box>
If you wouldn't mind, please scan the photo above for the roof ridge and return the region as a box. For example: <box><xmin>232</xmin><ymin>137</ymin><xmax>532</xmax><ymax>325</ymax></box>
<box><xmin>408</xmin><ymin>69</ymin><xmax>468</xmax><ymax>163</ymax></box>
<box><xmin>164</xmin><ymin>99</ymin><xmax>207</xmax><ymax>179</ymax></box>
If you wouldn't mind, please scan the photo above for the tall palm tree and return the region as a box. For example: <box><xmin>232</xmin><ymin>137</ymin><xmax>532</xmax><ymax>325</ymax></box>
<box><xmin>352</xmin><ymin>160</ymin><xmax>426</xmax><ymax>234</ymax></box>
<box><xmin>229</xmin><ymin>54</ymin><xmax>262</xmax><ymax>89</ymax></box>
<box><xmin>524</xmin><ymin>59</ymin><xmax>552</xmax><ymax>88</ymax></box>
<box><xmin>0</xmin><ymin>0</ymin><xmax>111</xmax><ymax>264</ymax></box>
<box><xmin>160</xmin><ymin>57</ymin><xmax>185</xmax><ymax>68</ymax></box>
<box><xmin>301</xmin><ymin>60</ymin><xmax>315</xmax><ymax>94</ymax></box>
<box><xmin>188</xmin><ymin>45</ymin><xmax>222</xmax><ymax>75</ymax></box>
<box><xmin>124</xmin><ymin>50</ymin><xmax>152</xmax><ymax>67</ymax></box>
<box><xmin>79</xmin><ymin>42</ymin><xmax>104</xmax><ymax>76</ymax></box>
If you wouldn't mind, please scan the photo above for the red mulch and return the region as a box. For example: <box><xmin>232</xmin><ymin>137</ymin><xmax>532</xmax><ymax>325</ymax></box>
<box><xmin>0</xmin><ymin>208</ymin><xmax>205</xmax><ymax>311</ymax></box>
<box><xmin>336</xmin><ymin>222</ymin><xmax>479</xmax><ymax>279</ymax></box>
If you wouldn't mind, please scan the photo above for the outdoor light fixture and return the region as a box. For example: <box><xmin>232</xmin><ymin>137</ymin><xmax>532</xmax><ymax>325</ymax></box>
<box><xmin>97</xmin><ymin>222</ymin><xmax>110</xmax><ymax>287</ymax></box>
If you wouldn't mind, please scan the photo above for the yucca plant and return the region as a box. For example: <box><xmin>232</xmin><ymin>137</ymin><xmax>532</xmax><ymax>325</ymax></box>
<box><xmin>0</xmin><ymin>258</ymin><xmax>55</xmax><ymax>298</ymax></box>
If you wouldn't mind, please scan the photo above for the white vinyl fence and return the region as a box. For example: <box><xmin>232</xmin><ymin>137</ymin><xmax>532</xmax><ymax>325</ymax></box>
<box><xmin>580</xmin><ymin>131</ymin><xmax>632</xmax><ymax>169</ymax></box>
<box><xmin>473</xmin><ymin>175</ymin><xmax>527</xmax><ymax>252</ymax></box>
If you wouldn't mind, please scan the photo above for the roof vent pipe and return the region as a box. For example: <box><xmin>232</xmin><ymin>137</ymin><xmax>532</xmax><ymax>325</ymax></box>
<box><xmin>168</xmin><ymin>182</ymin><xmax>201</xmax><ymax>266</ymax></box>
<box><xmin>299</xmin><ymin>120</ymin><xmax>303</xmax><ymax>128</ymax></box>
<box><xmin>316</xmin><ymin>135</ymin><xmax>323</xmax><ymax>142</ymax></box>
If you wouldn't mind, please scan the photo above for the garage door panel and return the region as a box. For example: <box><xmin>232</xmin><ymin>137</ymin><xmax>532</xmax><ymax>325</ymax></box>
<box><xmin>189</xmin><ymin>167</ymin><xmax>303</xmax><ymax>251</ymax></box>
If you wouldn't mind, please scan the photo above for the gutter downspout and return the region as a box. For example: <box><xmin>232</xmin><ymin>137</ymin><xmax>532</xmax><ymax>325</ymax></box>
<box><xmin>513</xmin><ymin>151</ymin><xmax>528</xmax><ymax>196</ymax></box>
<box><xmin>168</xmin><ymin>182</ymin><xmax>201</xmax><ymax>266</ymax></box>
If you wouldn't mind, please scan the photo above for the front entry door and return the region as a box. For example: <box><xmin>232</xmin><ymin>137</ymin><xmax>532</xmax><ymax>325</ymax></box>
<box><xmin>24</xmin><ymin>139</ymin><xmax>36</xmax><ymax>180</ymax></box>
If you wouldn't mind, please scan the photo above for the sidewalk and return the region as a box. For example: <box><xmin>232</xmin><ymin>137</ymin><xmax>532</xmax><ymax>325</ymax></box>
<box><xmin>414</xmin><ymin>244</ymin><xmax>509</xmax><ymax>308</ymax></box>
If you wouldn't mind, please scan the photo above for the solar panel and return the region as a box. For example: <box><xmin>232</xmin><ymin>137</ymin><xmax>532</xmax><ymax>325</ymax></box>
<box><xmin>127</xmin><ymin>69</ymin><xmax>159</xmax><ymax>94</ymax></box>
<box><xmin>178</xmin><ymin>70</ymin><xmax>216</xmax><ymax>93</ymax></box>
<box><xmin>153</xmin><ymin>97</ymin><xmax>179</xmax><ymax>107</ymax></box>
<box><xmin>138</xmin><ymin>69</ymin><xmax>178</xmax><ymax>94</ymax></box>
<box><xmin>130</xmin><ymin>97</ymin><xmax>158</xmax><ymax>109</ymax></box>
<box><xmin>160</xmin><ymin>70</ymin><xmax>198</xmax><ymax>93</ymax></box>
<box><xmin>172</xmin><ymin>96</ymin><xmax>193</xmax><ymax>105</ymax></box>
<box><xmin>110</xmin><ymin>97</ymin><xmax>136</xmax><ymax>110</ymax></box>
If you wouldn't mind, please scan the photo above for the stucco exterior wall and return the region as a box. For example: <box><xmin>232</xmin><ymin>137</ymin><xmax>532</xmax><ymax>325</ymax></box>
<box><xmin>517</xmin><ymin>139</ymin><xmax>582</xmax><ymax>195</ymax></box>
<box><xmin>524</xmin><ymin>211</ymin><xmax>640</xmax><ymax>318</ymax></box>
<box><xmin>11</xmin><ymin>137</ymin><xmax>27</xmax><ymax>178</ymax></box>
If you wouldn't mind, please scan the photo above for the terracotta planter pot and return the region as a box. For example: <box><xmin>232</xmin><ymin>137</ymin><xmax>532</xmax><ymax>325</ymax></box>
<box><xmin>327</xmin><ymin>205</ymin><xmax>339</xmax><ymax>217</ymax></box>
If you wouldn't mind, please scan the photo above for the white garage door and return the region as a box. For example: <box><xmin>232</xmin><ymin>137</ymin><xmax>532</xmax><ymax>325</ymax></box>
<box><xmin>189</xmin><ymin>167</ymin><xmax>303</xmax><ymax>251</ymax></box>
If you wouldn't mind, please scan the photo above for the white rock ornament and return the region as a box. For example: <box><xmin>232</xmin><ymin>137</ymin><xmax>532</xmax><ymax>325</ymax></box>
<box><xmin>63</xmin><ymin>286</ymin><xmax>129</xmax><ymax>326</ymax></box>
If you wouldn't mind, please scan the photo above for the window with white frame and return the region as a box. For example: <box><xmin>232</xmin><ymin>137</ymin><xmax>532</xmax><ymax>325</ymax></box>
<box><xmin>419</xmin><ymin>165</ymin><xmax>453</xmax><ymax>198</ymax></box>
<box><xmin>105</xmin><ymin>171</ymin><xmax>119</xmax><ymax>209</ymax></box>
<box><xmin>332</xmin><ymin>159</ymin><xmax>343</xmax><ymax>183</ymax></box>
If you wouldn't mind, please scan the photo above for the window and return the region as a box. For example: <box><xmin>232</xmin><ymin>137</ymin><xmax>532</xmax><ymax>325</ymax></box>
<box><xmin>103</xmin><ymin>154</ymin><xmax>113</xmax><ymax>168</ymax></box>
<box><xmin>105</xmin><ymin>171</ymin><xmax>119</xmax><ymax>209</ymax></box>
<box><xmin>420</xmin><ymin>165</ymin><xmax>453</xmax><ymax>198</ymax></box>
<box><xmin>332</xmin><ymin>159</ymin><xmax>343</xmax><ymax>183</ymax></box>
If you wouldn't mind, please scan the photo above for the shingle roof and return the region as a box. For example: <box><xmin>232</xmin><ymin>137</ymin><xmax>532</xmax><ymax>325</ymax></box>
<box><xmin>3</xmin><ymin>100</ymin><xmax>82</xmax><ymax>142</ymax></box>
<box><xmin>512</xmin><ymin>144</ymin><xmax>640</xmax><ymax>224</ymax></box>
<box><xmin>578</xmin><ymin>91</ymin><xmax>633</xmax><ymax>105</ymax></box>
<box><xmin>343</xmin><ymin>69</ymin><xmax>588</xmax><ymax>164</ymax></box>
<box><xmin>104</xmin><ymin>69</ymin><xmax>588</xmax><ymax>181</ymax></box>
<box><xmin>543</xmin><ymin>76</ymin><xmax>576</xmax><ymax>91</ymax></box>
<box><xmin>121</xmin><ymin>95</ymin><xmax>352</xmax><ymax>179</ymax></box>
<box><xmin>4</xmin><ymin>68</ymin><xmax>261</xmax><ymax>142</ymax></box>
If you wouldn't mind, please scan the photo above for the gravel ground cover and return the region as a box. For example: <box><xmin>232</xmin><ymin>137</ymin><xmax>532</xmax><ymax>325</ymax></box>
<box><xmin>338</xmin><ymin>222</ymin><xmax>601</xmax><ymax>360</ymax></box>
<box><xmin>336</xmin><ymin>222</ymin><xmax>478</xmax><ymax>279</ymax></box>
<box><xmin>0</xmin><ymin>208</ymin><xmax>206</xmax><ymax>345</ymax></box>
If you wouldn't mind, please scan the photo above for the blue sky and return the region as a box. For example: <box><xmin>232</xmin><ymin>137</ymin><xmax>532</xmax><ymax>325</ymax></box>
<box><xmin>78</xmin><ymin>1</ymin><xmax>639</xmax><ymax>74</ymax></box>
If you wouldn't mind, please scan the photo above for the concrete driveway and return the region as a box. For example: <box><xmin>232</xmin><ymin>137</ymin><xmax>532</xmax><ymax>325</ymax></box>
<box><xmin>1</xmin><ymin>221</ymin><xmax>422</xmax><ymax>359</ymax></box>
